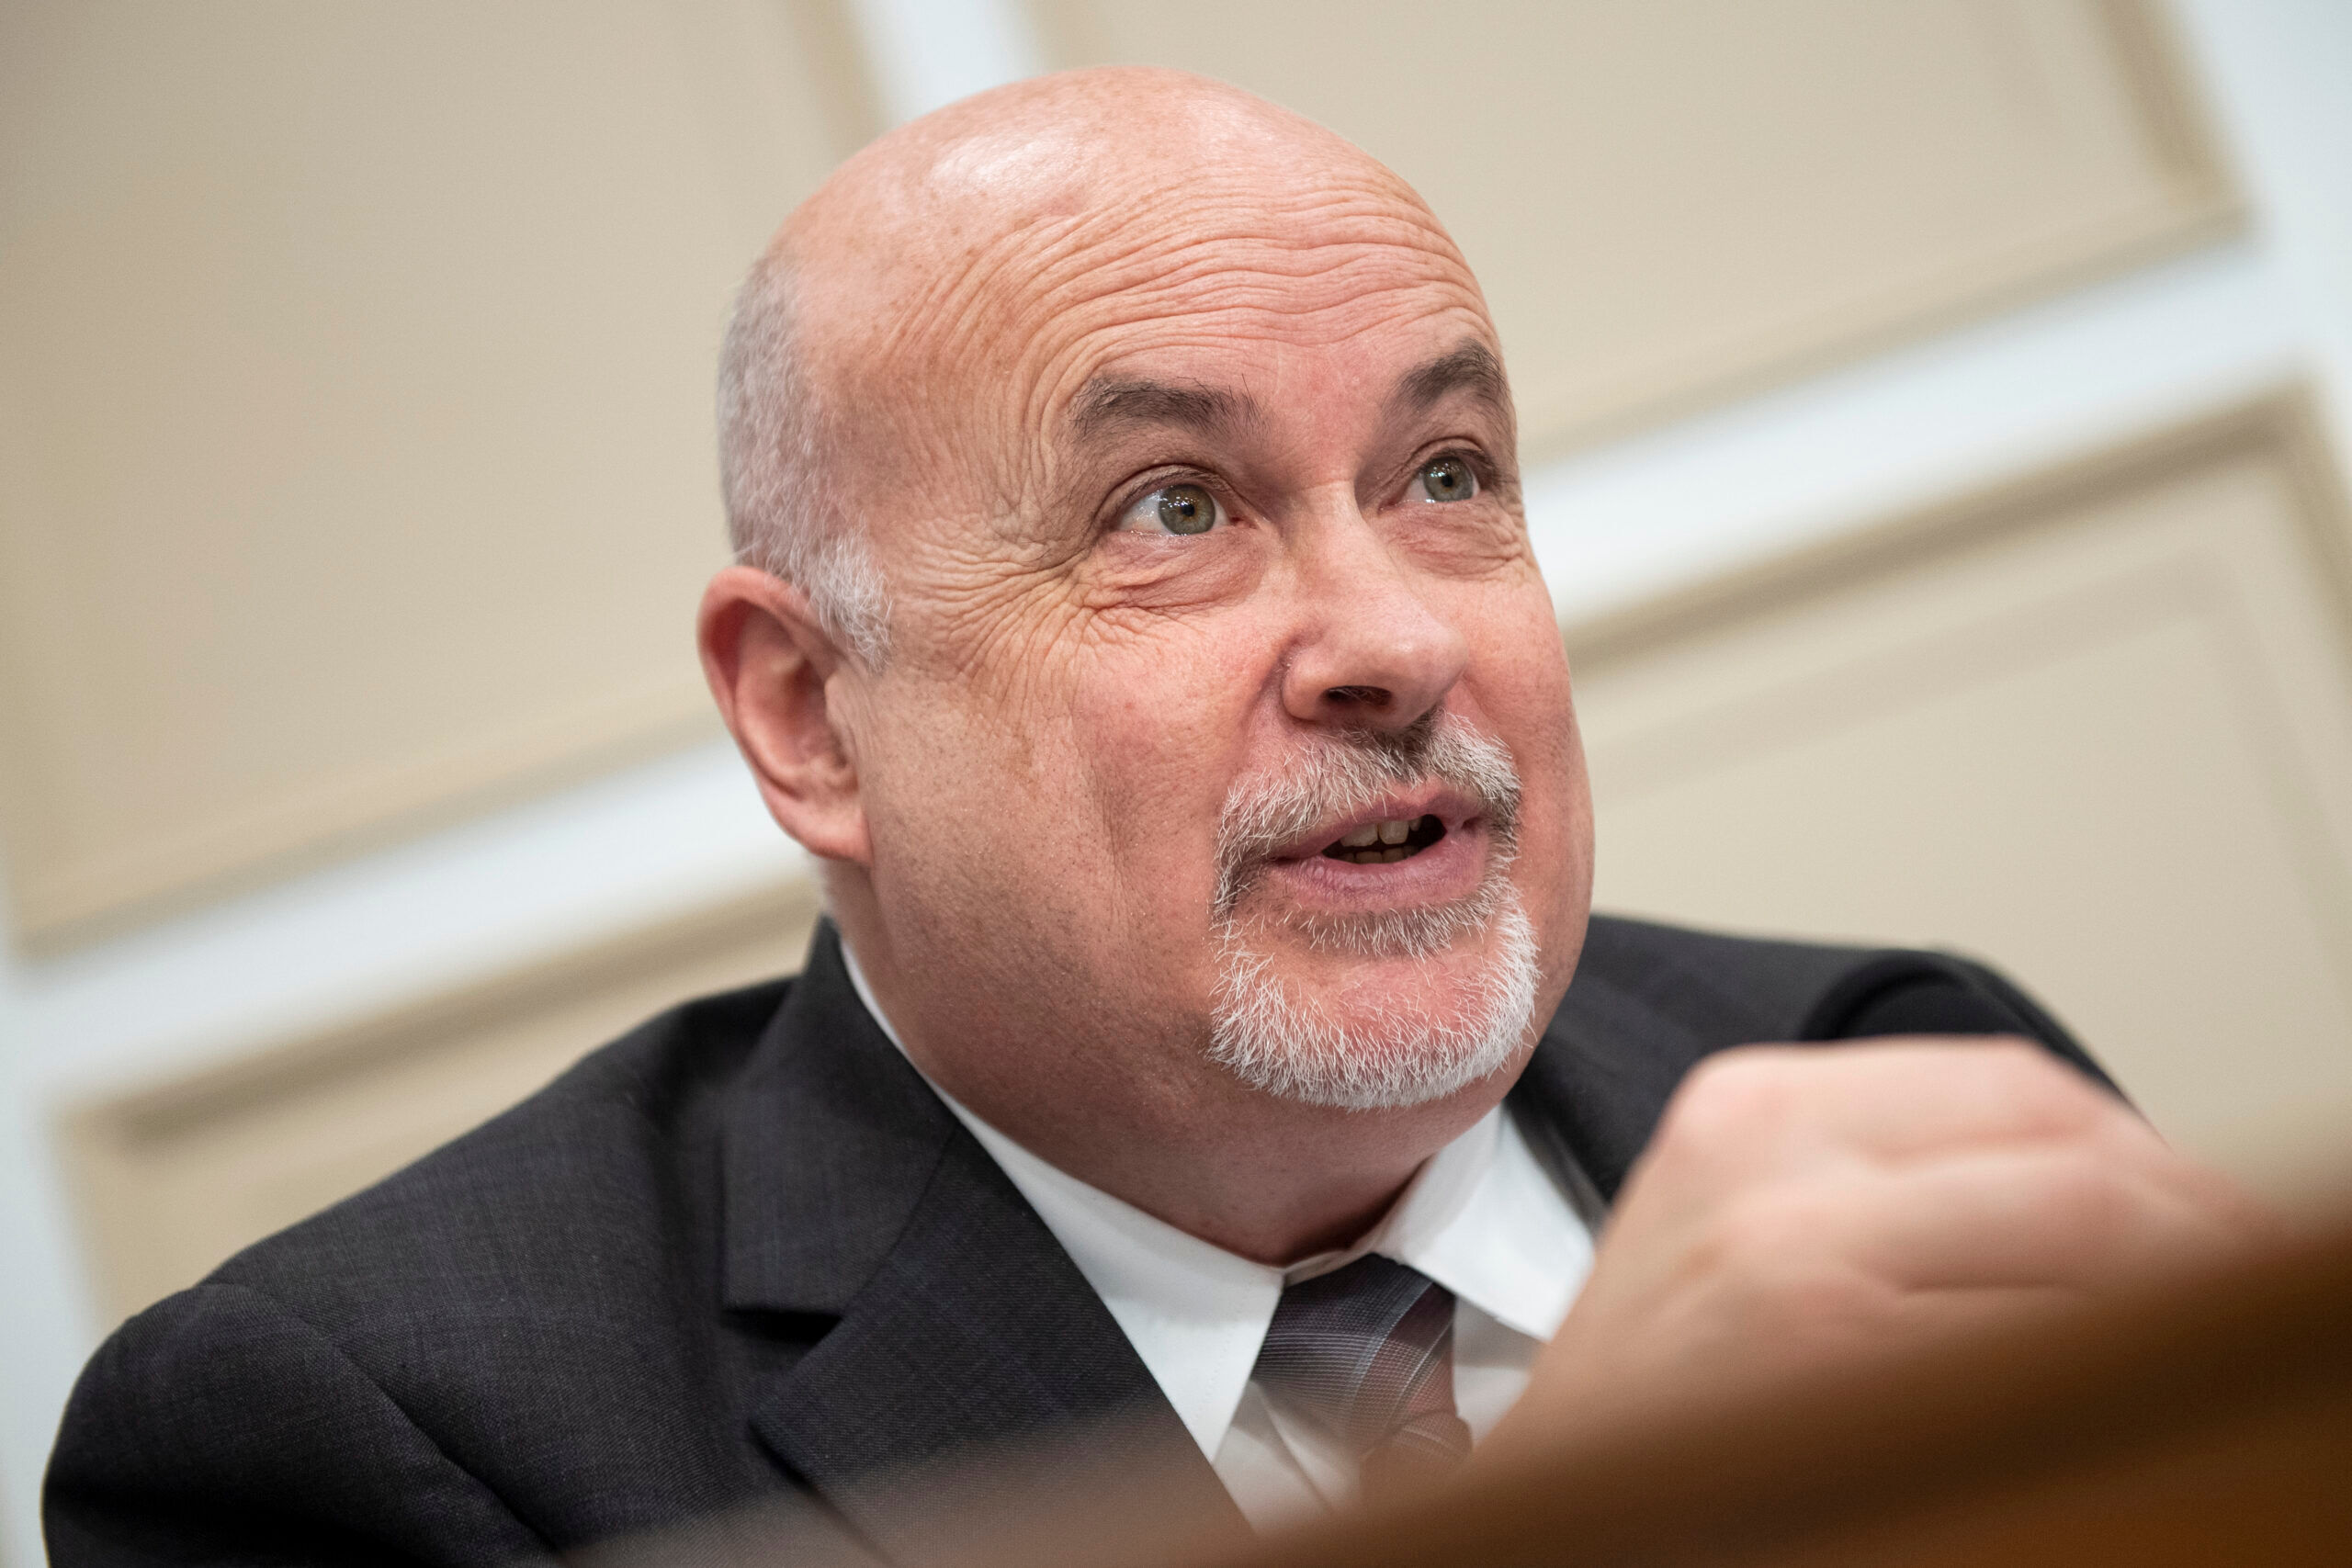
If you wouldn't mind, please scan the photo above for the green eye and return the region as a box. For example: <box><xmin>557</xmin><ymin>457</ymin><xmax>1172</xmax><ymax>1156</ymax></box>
<box><xmin>1417</xmin><ymin>456</ymin><xmax>1477</xmax><ymax>503</ymax></box>
<box><xmin>1159</xmin><ymin>484</ymin><xmax>1216</xmax><ymax>533</ymax></box>
<box><xmin>1122</xmin><ymin>481</ymin><xmax>1222</xmax><ymax>536</ymax></box>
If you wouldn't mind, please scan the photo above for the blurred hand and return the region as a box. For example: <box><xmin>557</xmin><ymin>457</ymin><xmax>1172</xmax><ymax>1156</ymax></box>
<box><xmin>1487</xmin><ymin>1039</ymin><xmax>2273</xmax><ymax>1454</ymax></box>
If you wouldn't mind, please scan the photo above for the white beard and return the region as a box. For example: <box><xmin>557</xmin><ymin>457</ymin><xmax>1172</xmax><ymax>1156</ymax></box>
<box><xmin>1207</xmin><ymin>893</ymin><xmax>1540</xmax><ymax>1111</ymax></box>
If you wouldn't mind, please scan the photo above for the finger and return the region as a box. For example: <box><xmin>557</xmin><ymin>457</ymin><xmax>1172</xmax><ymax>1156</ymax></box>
<box><xmin>1657</xmin><ymin>1039</ymin><xmax>2137</xmax><ymax>1179</ymax></box>
<box><xmin>1838</xmin><ymin>1145</ymin><xmax>2258</xmax><ymax>1292</ymax></box>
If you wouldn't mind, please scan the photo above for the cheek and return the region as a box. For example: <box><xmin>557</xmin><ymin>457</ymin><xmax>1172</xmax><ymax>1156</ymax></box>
<box><xmin>1460</xmin><ymin>592</ymin><xmax>1590</xmax><ymax>886</ymax></box>
<box><xmin>862</xmin><ymin>674</ymin><xmax>1097</xmax><ymax>917</ymax></box>
<box><xmin>874</xmin><ymin>608</ymin><xmax>1260</xmax><ymax>954</ymax></box>
<box><xmin>1453</xmin><ymin>581</ymin><xmax>1576</xmax><ymax>742</ymax></box>
<box><xmin>1062</xmin><ymin>627</ymin><xmax>1269</xmax><ymax>925</ymax></box>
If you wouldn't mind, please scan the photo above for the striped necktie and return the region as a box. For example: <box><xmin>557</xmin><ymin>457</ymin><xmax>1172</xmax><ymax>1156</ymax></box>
<box><xmin>1250</xmin><ymin>1254</ymin><xmax>1475</xmax><ymax>1491</ymax></box>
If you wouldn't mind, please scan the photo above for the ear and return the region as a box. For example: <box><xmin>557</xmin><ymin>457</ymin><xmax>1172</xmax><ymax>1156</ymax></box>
<box><xmin>697</xmin><ymin>565</ymin><xmax>872</xmax><ymax>864</ymax></box>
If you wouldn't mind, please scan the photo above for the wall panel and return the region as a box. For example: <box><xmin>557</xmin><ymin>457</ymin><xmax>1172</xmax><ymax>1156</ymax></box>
<box><xmin>0</xmin><ymin>0</ymin><xmax>871</xmax><ymax>947</ymax></box>
<box><xmin>1031</xmin><ymin>0</ymin><xmax>2239</xmax><ymax>457</ymax></box>
<box><xmin>1570</xmin><ymin>394</ymin><xmax>2352</xmax><ymax>1190</ymax></box>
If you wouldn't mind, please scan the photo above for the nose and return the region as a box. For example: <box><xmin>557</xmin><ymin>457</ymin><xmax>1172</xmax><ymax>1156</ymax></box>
<box><xmin>1278</xmin><ymin>504</ymin><xmax>1471</xmax><ymax>732</ymax></box>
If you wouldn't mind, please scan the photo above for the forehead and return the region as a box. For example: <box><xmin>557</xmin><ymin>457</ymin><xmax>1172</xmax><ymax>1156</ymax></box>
<box><xmin>1011</xmin><ymin>190</ymin><xmax>1489</xmax><ymax>424</ymax></box>
<box><xmin>820</xmin><ymin>141</ymin><xmax>1494</xmax><ymax>430</ymax></box>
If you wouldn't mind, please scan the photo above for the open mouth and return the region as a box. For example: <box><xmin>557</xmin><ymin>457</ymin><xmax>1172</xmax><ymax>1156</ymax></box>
<box><xmin>1320</xmin><ymin>814</ymin><xmax>1448</xmax><ymax>865</ymax></box>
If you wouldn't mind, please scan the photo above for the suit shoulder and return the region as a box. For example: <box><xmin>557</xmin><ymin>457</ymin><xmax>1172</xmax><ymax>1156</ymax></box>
<box><xmin>1574</xmin><ymin>912</ymin><xmax>1882</xmax><ymax>1044</ymax></box>
<box><xmin>1523</xmin><ymin>914</ymin><xmax>2099</xmax><ymax>1200</ymax></box>
<box><xmin>1571</xmin><ymin>911</ymin><xmax>2091</xmax><ymax>1064</ymax></box>
<box><xmin>206</xmin><ymin>973</ymin><xmax>793</xmax><ymax>1328</ymax></box>
<box><xmin>55</xmin><ymin>976</ymin><xmax>806</xmax><ymax>1557</ymax></box>
<box><xmin>47</xmin><ymin>1280</ymin><xmax>547</xmax><ymax>1564</ymax></box>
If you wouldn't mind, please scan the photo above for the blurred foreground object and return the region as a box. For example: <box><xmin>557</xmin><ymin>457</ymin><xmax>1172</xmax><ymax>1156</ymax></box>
<box><xmin>1211</xmin><ymin>1211</ymin><xmax>2352</xmax><ymax>1568</ymax></box>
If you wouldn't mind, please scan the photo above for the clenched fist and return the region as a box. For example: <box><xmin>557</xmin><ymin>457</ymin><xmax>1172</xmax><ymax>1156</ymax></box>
<box><xmin>1490</xmin><ymin>1039</ymin><xmax>2272</xmax><ymax>1449</ymax></box>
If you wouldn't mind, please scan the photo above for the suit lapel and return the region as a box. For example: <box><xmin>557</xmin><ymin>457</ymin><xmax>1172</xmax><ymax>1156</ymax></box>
<box><xmin>721</xmin><ymin>925</ymin><xmax>1241</xmax><ymax>1559</ymax></box>
<box><xmin>754</xmin><ymin>1131</ymin><xmax>1242</xmax><ymax>1558</ymax></box>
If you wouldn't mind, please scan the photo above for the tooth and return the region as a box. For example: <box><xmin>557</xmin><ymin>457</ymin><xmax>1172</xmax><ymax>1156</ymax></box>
<box><xmin>1341</xmin><ymin>823</ymin><xmax>1380</xmax><ymax>849</ymax></box>
<box><xmin>1381</xmin><ymin>846</ymin><xmax>1408</xmax><ymax>863</ymax></box>
<box><xmin>1378</xmin><ymin>818</ymin><xmax>1409</xmax><ymax>845</ymax></box>
<box><xmin>1352</xmin><ymin>848</ymin><xmax>1382</xmax><ymax>863</ymax></box>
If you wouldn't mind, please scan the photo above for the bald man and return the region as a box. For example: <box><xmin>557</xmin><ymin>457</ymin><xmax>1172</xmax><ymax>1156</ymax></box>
<box><xmin>47</xmin><ymin>70</ymin><xmax>2256</xmax><ymax>1566</ymax></box>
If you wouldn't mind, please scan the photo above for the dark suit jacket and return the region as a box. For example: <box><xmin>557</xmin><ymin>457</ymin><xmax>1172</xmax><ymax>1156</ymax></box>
<box><xmin>45</xmin><ymin>915</ymin><xmax>2106</xmax><ymax>1566</ymax></box>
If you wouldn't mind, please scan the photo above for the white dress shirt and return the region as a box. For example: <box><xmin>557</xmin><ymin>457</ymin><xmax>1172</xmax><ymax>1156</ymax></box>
<box><xmin>840</xmin><ymin>943</ymin><xmax>1597</xmax><ymax>1529</ymax></box>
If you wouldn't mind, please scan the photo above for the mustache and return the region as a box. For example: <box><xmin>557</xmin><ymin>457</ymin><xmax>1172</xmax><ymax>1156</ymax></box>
<box><xmin>1212</xmin><ymin>711</ymin><xmax>1522</xmax><ymax>918</ymax></box>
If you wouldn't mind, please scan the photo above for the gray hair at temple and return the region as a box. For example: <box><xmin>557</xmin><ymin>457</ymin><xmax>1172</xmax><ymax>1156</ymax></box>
<box><xmin>716</xmin><ymin>258</ymin><xmax>894</xmax><ymax>668</ymax></box>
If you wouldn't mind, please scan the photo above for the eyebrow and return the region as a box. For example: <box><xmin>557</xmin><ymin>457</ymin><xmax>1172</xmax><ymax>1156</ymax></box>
<box><xmin>1063</xmin><ymin>339</ymin><xmax>1510</xmax><ymax>449</ymax></box>
<box><xmin>1392</xmin><ymin>341</ymin><xmax>1512</xmax><ymax>425</ymax></box>
<box><xmin>1068</xmin><ymin>377</ymin><xmax>1264</xmax><ymax>446</ymax></box>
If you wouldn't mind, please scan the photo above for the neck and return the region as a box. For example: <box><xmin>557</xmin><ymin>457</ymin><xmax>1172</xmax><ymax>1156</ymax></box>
<box><xmin>829</xmin><ymin>886</ymin><xmax>1500</xmax><ymax>1265</ymax></box>
<box><xmin>968</xmin><ymin>1073</ymin><xmax>1476</xmax><ymax>1266</ymax></box>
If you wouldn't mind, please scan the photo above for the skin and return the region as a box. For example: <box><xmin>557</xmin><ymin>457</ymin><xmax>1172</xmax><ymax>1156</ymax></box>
<box><xmin>701</xmin><ymin>67</ymin><xmax>2263</xmax><ymax>1399</ymax></box>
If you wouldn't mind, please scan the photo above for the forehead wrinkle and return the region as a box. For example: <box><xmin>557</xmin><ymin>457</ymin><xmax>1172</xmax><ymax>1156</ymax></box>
<box><xmin>1012</xmin><ymin>270</ymin><xmax>1488</xmax><ymax>438</ymax></box>
<box><xmin>867</xmin><ymin>164</ymin><xmax>1467</xmax><ymax>374</ymax></box>
<box><xmin>1007</xmin><ymin>216</ymin><xmax>1476</xmax><ymax>375</ymax></box>
<box><xmin>1020</xmin><ymin>202</ymin><xmax>1466</xmax><ymax>322</ymax></box>
<box><xmin>1009</xmin><ymin>243</ymin><xmax>1486</xmax><ymax>412</ymax></box>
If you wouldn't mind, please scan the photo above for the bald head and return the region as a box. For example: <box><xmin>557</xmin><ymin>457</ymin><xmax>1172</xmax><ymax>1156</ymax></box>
<box><xmin>716</xmin><ymin>68</ymin><xmax>1474</xmax><ymax>668</ymax></box>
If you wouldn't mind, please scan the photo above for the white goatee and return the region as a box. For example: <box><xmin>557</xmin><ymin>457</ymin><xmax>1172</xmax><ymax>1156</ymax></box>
<box><xmin>1205</xmin><ymin>714</ymin><xmax>1542</xmax><ymax>1111</ymax></box>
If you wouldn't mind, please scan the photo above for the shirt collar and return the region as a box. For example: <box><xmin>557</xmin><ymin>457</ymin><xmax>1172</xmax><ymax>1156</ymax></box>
<box><xmin>838</xmin><ymin>938</ymin><xmax>1589</xmax><ymax>1460</ymax></box>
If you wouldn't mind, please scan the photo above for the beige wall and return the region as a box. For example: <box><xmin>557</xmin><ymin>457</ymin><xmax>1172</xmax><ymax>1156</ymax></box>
<box><xmin>0</xmin><ymin>0</ymin><xmax>872</xmax><ymax>949</ymax></box>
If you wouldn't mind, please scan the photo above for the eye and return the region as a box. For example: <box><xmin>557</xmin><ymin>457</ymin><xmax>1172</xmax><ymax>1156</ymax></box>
<box><xmin>1414</xmin><ymin>456</ymin><xmax>1478</xmax><ymax>503</ymax></box>
<box><xmin>1119</xmin><ymin>481</ymin><xmax>1223</xmax><ymax>536</ymax></box>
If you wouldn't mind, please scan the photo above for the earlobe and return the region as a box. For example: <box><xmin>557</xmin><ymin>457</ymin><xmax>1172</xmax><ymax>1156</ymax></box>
<box><xmin>697</xmin><ymin>566</ymin><xmax>872</xmax><ymax>863</ymax></box>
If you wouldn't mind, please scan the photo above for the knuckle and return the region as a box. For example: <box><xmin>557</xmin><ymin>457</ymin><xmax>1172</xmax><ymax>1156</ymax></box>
<box><xmin>1706</xmin><ymin>1183</ymin><xmax>1849</xmax><ymax>1278</ymax></box>
<box><xmin>2030</xmin><ymin>1152</ymin><xmax>2146</xmax><ymax>1248</ymax></box>
<box><xmin>1718</xmin><ymin>1243</ymin><xmax>1888</xmax><ymax>1346</ymax></box>
<box><xmin>1665</xmin><ymin>1048</ymin><xmax>1804</xmax><ymax>1142</ymax></box>
<box><xmin>1770</xmin><ymin>1267</ymin><xmax>1889</xmax><ymax>1340</ymax></box>
<box><xmin>1975</xmin><ymin>1040</ymin><xmax>2110</xmax><ymax>1125</ymax></box>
